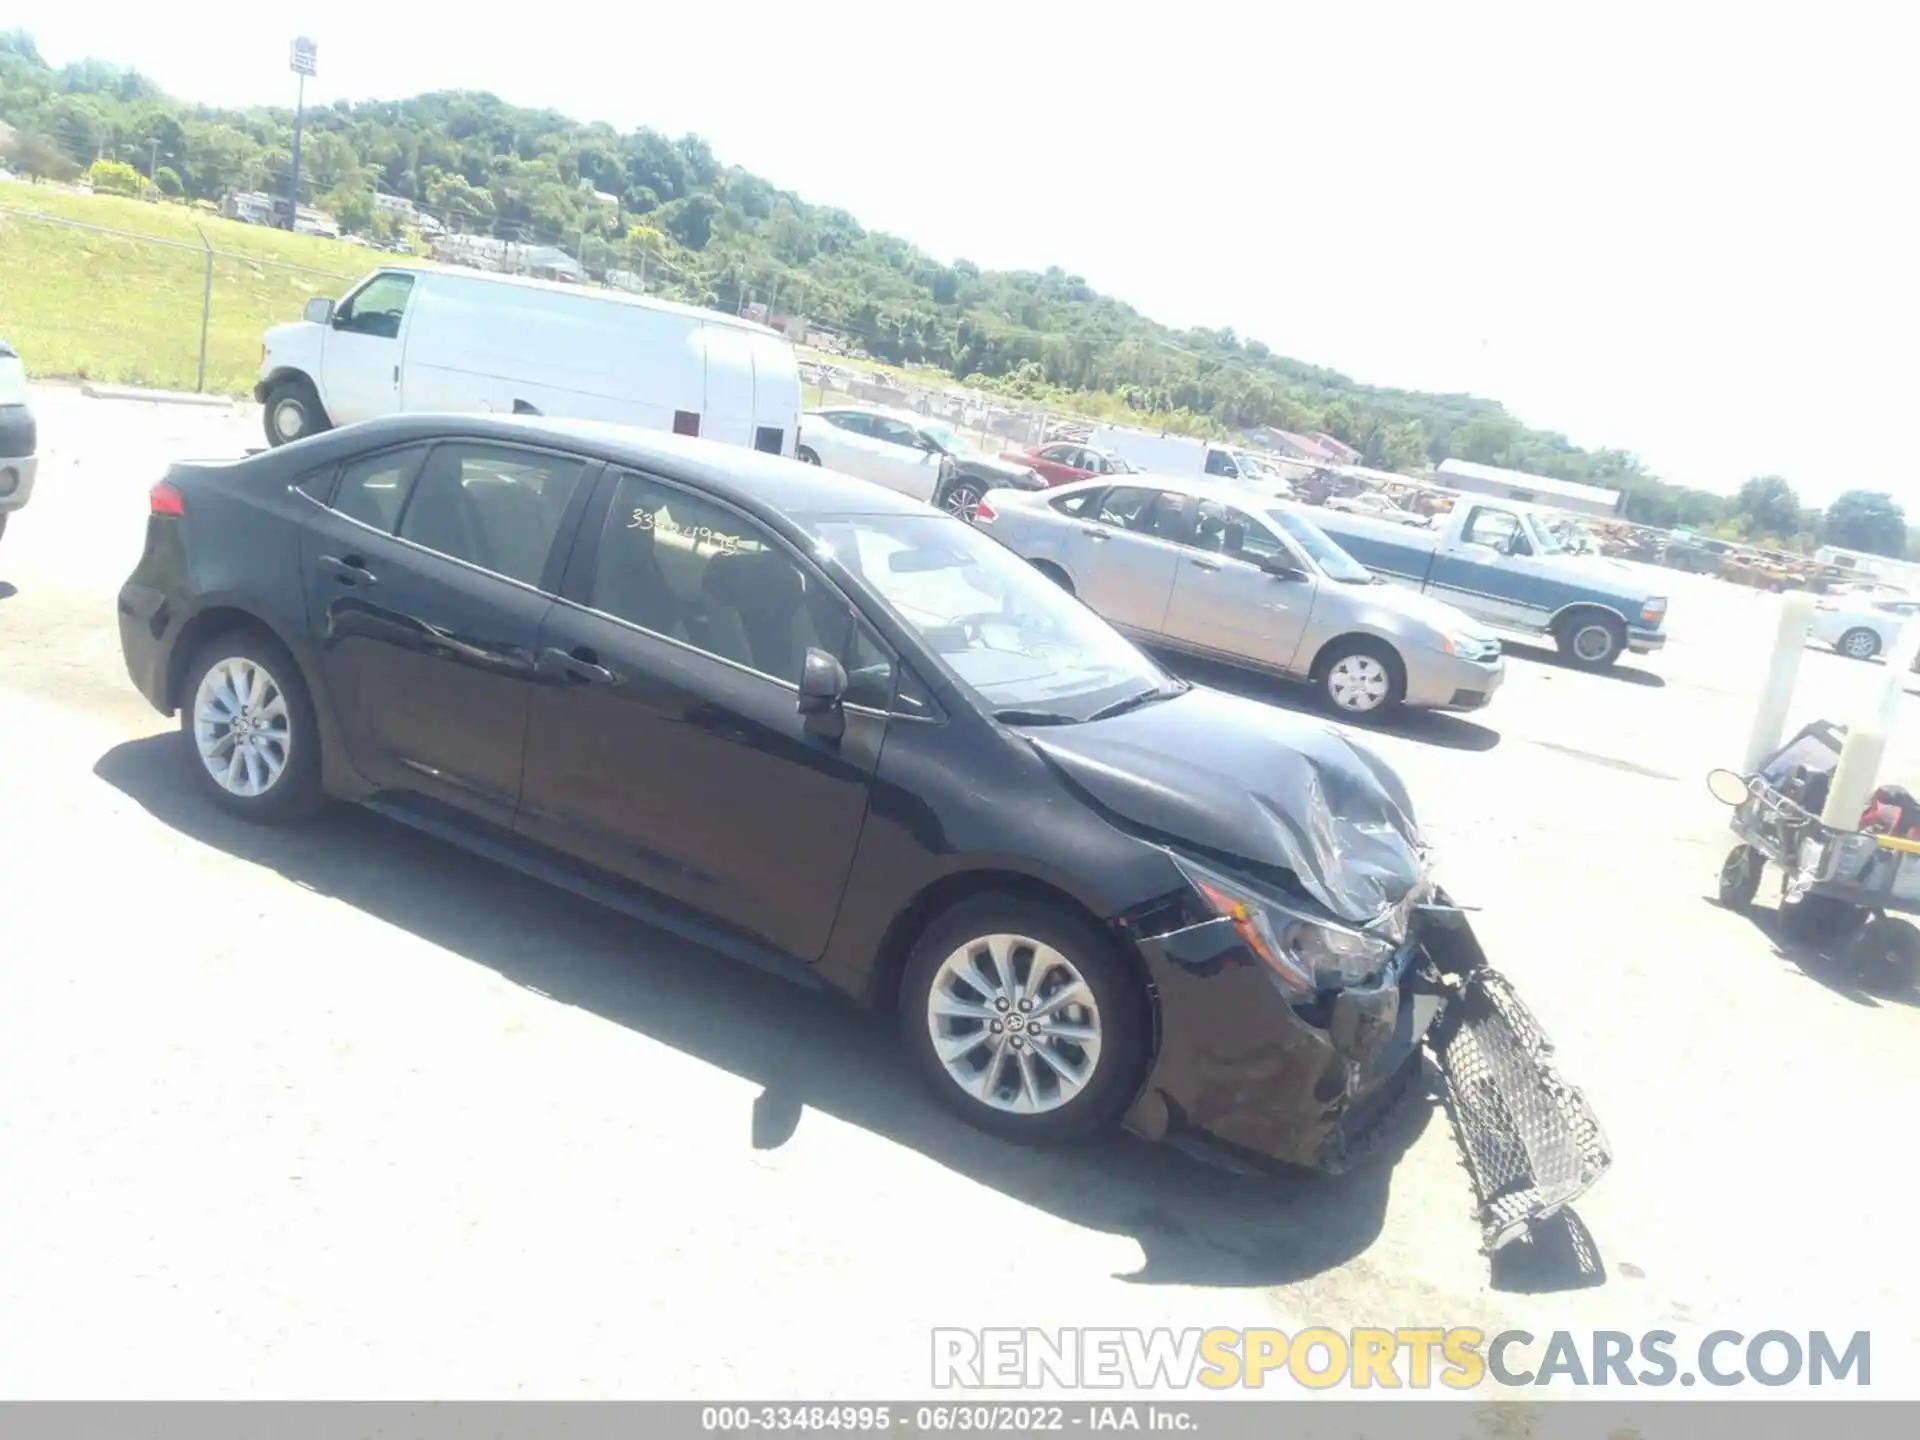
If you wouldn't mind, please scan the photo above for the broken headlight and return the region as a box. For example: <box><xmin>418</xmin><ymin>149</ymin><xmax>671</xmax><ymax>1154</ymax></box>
<box><xmin>1175</xmin><ymin>855</ymin><xmax>1397</xmax><ymax>995</ymax></box>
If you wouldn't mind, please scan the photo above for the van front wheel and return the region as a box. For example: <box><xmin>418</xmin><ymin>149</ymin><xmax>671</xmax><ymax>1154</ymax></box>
<box><xmin>263</xmin><ymin>377</ymin><xmax>331</xmax><ymax>448</ymax></box>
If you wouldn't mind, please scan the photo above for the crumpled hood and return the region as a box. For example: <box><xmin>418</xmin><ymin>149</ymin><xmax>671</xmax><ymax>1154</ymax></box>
<box><xmin>1020</xmin><ymin>687</ymin><xmax>1428</xmax><ymax>929</ymax></box>
<box><xmin>957</xmin><ymin>454</ymin><xmax>1042</xmax><ymax>486</ymax></box>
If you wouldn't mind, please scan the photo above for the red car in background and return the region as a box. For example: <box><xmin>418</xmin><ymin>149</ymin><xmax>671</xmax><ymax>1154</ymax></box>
<box><xmin>1000</xmin><ymin>441</ymin><xmax>1136</xmax><ymax>487</ymax></box>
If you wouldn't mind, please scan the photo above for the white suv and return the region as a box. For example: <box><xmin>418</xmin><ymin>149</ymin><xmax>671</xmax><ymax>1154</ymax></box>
<box><xmin>0</xmin><ymin>337</ymin><xmax>37</xmax><ymax>543</ymax></box>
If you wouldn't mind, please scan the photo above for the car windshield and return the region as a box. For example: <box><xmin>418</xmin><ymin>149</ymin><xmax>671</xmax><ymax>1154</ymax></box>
<box><xmin>919</xmin><ymin>422</ymin><xmax>979</xmax><ymax>458</ymax></box>
<box><xmin>1266</xmin><ymin>509</ymin><xmax>1374</xmax><ymax>583</ymax></box>
<box><xmin>1235</xmin><ymin>453</ymin><xmax>1278</xmax><ymax>478</ymax></box>
<box><xmin>813</xmin><ymin>512</ymin><xmax>1171</xmax><ymax>721</ymax></box>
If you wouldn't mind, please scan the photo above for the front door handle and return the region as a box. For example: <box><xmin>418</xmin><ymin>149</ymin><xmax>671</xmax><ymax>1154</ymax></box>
<box><xmin>1078</xmin><ymin>526</ymin><xmax>1110</xmax><ymax>542</ymax></box>
<box><xmin>1191</xmin><ymin>557</ymin><xmax>1221</xmax><ymax>572</ymax></box>
<box><xmin>318</xmin><ymin>554</ymin><xmax>377</xmax><ymax>587</ymax></box>
<box><xmin>542</xmin><ymin>646</ymin><xmax>616</xmax><ymax>685</ymax></box>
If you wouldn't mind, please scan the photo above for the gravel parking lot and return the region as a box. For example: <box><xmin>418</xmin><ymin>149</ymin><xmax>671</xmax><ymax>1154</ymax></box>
<box><xmin>3</xmin><ymin>386</ymin><xmax>1917</xmax><ymax>1400</ymax></box>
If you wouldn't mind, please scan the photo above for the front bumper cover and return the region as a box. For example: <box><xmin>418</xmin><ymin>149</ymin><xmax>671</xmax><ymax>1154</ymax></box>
<box><xmin>1126</xmin><ymin>902</ymin><xmax>1611</xmax><ymax>1254</ymax></box>
<box><xmin>1427</xmin><ymin>963</ymin><xmax>1612</xmax><ymax>1251</ymax></box>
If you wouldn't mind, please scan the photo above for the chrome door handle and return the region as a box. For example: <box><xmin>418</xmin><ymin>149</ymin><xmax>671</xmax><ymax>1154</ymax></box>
<box><xmin>1192</xmin><ymin>558</ymin><xmax>1221</xmax><ymax>572</ymax></box>
<box><xmin>1078</xmin><ymin>526</ymin><xmax>1110</xmax><ymax>541</ymax></box>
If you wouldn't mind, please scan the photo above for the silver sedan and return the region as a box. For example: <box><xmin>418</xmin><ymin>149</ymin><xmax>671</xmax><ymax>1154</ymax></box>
<box><xmin>972</xmin><ymin>475</ymin><xmax>1505</xmax><ymax>717</ymax></box>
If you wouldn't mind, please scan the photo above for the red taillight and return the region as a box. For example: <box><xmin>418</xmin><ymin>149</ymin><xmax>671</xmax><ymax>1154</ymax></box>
<box><xmin>150</xmin><ymin>480</ymin><xmax>186</xmax><ymax>517</ymax></box>
<box><xmin>973</xmin><ymin>499</ymin><xmax>998</xmax><ymax>524</ymax></box>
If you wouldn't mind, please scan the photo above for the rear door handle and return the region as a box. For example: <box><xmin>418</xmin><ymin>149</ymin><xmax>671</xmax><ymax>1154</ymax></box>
<box><xmin>1191</xmin><ymin>558</ymin><xmax>1221</xmax><ymax>572</ymax></box>
<box><xmin>542</xmin><ymin>646</ymin><xmax>616</xmax><ymax>685</ymax></box>
<box><xmin>1078</xmin><ymin>526</ymin><xmax>1110</xmax><ymax>541</ymax></box>
<box><xmin>318</xmin><ymin>554</ymin><xmax>377</xmax><ymax>587</ymax></box>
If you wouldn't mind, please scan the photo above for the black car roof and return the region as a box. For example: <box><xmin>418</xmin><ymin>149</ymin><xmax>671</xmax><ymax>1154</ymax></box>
<box><xmin>293</xmin><ymin>413</ymin><xmax>934</xmax><ymax>523</ymax></box>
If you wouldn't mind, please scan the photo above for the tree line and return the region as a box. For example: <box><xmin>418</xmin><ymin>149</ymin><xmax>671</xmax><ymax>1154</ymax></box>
<box><xmin>0</xmin><ymin>30</ymin><xmax>1904</xmax><ymax>553</ymax></box>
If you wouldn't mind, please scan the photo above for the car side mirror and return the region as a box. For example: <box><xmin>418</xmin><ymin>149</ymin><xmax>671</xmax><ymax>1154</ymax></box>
<box><xmin>798</xmin><ymin>647</ymin><xmax>849</xmax><ymax>717</ymax></box>
<box><xmin>1258</xmin><ymin>553</ymin><xmax>1305</xmax><ymax>580</ymax></box>
<box><xmin>304</xmin><ymin>297</ymin><xmax>336</xmax><ymax>325</ymax></box>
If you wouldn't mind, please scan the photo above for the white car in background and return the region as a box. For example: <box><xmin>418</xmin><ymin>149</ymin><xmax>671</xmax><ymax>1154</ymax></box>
<box><xmin>1810</xmin><ymin>592</ymin><xmax>1920</xmax><ymax>663</ymax></box>
<box><xmin>797</xmin><ymin>404</ymin><xmax>1045</xmax><ymax>516</ymax></box>
<box><xmin>0</xmin><ymin>335</ymin><xmax>38</xmax><ymax>544</ymax></box>
<box><xmin>1324</xmin><ymin>491</ymin><xmax>1429</xmax><ymax>526</ymax></box>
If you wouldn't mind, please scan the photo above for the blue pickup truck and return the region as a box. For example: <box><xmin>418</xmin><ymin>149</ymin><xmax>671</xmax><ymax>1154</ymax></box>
<box><xmin>1311</xmin><ymin>497</ymin><xmax>1668</xmax><ymax>669</ymax></box>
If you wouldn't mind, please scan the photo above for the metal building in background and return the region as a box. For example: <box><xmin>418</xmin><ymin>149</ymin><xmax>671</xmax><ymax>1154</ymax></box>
<box><xmin>1434</xmin><ymin>457</ymin><xmax>1623</xmax><ymax>518</ymax></box>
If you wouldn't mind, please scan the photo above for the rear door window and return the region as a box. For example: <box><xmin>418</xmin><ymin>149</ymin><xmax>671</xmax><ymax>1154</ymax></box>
<box><xmin>397</xmin><ymin>442</ymin><xmax>589</xmax><ymax>587</ymax></box>
<box><xmin>330</xmin><ymin>445</ymin><xmax>430</xmax><ymax>531</ymax></box>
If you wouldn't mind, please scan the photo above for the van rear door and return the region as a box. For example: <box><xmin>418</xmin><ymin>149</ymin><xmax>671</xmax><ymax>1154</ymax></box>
<box><xmin>698</xmin><ymin>324</ymin><xmax>757</xmax><ymax>451</ymax></box>
<box><xmin>747</xmin><ymin>332</ymin><xmax>802</xmax><ymax>457</ymax></box>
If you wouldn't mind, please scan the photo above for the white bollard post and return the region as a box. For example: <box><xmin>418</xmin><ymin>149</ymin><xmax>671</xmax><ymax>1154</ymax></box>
<box><xmin>1818</xmin><ymin>615</ymin><xmax>1920</xmax><ymax>830</ymax></box>
<box><xmin>1743</xmin><ymin>590</ymin><xmax>1817</xmax><ymax>773</ymax></box>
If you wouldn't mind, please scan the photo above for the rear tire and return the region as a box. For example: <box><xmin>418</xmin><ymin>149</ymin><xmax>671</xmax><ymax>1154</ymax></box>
<box><xmin>178</xmin><ymin>629</ymin><xmax>325</xmax><ymax>824</ymax></box>
<box><xmin>1838</xmin><ymin>627</ymin><xmax>1881</xmax><ymax>661</ymax></box>
<box><xmin>1031</xmin><ymin>560</ymin><xmax>1074</xmax><ymax>594</ymax></box>
<box><xmin>1556</xmin><ymin>612</ymin><xmax>1626</xmax><ymax>669</ymax></box>
<box><xmin>899</xmin><ymin>894</ymin><xmax>1148</xmax><ymax>1146</ymax></box>
<box><xmin>263</xmin><ymin>376</ymin><xmax>330</xmax><ymax>448</ymax></box>
<box><xmin>1315</xmin><ymin>636</ymin><xmax>1407</xmax><ymax>718</ymax></box>
<box><xmin>796</xmin><ymin>446</ymin><xmax>822</xmax><ymax>466</ymax></box>
<box><xmin>1852</xmin><ymin>916</ymin><xmax>1920</xmax><ymax>992</ymax></box>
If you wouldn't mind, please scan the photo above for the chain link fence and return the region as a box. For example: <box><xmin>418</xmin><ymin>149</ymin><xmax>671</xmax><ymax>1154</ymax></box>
<box><xmin>0</xmin><ymin>201</ymin><xmax>364</xmax><ymax>396</ymax></box>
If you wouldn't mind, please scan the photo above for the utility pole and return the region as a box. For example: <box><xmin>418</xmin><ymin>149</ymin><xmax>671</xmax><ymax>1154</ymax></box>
<box><xmin>286</xmin><ymin>38</ymin><xmax>318</xmax><ymax>230</ymax></box>
<box><xmin>147</xmin><ymin>137</ymin><xmax>159</xmax><ymax>183</ymax></box>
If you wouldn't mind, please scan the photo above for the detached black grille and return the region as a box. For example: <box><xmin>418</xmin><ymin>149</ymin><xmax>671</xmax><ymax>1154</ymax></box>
<box><xmin>1431</xmin><ymin>968</ymin><xmax>1612</xmax><ymax>1251</ymax></box>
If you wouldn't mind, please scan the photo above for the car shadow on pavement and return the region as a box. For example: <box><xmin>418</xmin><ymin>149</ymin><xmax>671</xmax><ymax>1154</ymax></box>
<box><xmin>1149</xmin><ymin>651</ymin><xmax>1501</xmax><ymax>754</ymax></box>
<box><xmin>1499</xmin><ymin>641</ymin><xmax>1665</xmax><ymax>689</ymax></box>
<box><xmin>0</xmin><ymin>581</ymin><xmax>17</xmax><ymax>601</ymax></box>
<box><xmin>1709</xmin><ymin>898</ymin><xmax>1920</xmax><ymax>1010</ymax></box>
<box><xmin>96</xmin><ymin>733</ymin><xmax>1451</xmax><ymax>1290</ymax></box>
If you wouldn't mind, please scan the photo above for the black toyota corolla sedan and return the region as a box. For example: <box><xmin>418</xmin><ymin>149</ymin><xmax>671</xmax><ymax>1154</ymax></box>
<box><xmin>117</xmin><ymin>415</ymin><xmax>1605</xmax><ymax>1248</ymax></box>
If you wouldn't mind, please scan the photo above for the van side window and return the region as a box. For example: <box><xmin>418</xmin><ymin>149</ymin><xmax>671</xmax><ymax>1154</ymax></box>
<box><xmin>332</xmin><ymin>446</ymin><xmax>430</xmax><ymax>531</ymax></box>
<box><xmin>398</xmin><ymin>443</ymin><xmax>588</xmax><ymax>586</ymax></box>
<box><xmin>333</xmin><ymin>273</ymin><xmax>415</xmax><ymax>340</ymax></box>
<box><xmin>1204</xmin><ymin>450</ymin><xmax>1239</xmax><ymax>478</ymax></box>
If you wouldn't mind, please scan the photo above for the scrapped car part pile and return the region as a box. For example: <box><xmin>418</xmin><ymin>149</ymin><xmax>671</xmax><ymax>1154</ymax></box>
<box><xmin>1429</xmin><ymin>966</ymin><xmax>1613</xmax><ymax>1253</ymax></box>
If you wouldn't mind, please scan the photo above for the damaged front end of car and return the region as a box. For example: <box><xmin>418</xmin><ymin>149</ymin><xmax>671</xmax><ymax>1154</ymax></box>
<box><xmin>1030</xmin><ymin>700</ymin><xmax>1611</xmax><ymax>1253</ymax></box>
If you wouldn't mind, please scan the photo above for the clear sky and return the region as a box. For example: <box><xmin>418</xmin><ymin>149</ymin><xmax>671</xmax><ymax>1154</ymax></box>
<box><xmin>17</xmin><ymin>2</ymin><xmax>1915</xmax><ymax>504</ymax></box>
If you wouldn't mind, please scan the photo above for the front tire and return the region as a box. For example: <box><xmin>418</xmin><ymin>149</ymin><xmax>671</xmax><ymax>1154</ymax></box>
<box><xmin>1556</xmin><ymin>613</ymin><xmax>1626</xmax><ymax>669</ymax></box>
<box><xmin>1718</xmin><ymin>843</ymin><xmax>1763</xmax><ymax>909</ymax></box>
<box><xmin>178</xmin><ymin>630</ymin><xmax>324</xmax><ymax>824</ymax></box>
<box><xmin>1851</xmin><ymin>916</ymin><xmax>1920</xmax><ymax>992</ymax></box>
<box><xmin>1315</xmin><ymin>637</ymin><xmax>1407</xmax><ymax>718</ymax></box>
<box><xmin>899</xmin><ymin>894</ymin><xmax>1148</xmax><ymax>1145</ymax></box>
<box><xmin>940</xmin><ymin>478</ymin><xmax>986</xmax><ymax>523</ymax></box>
<box><xmin>1838</xmin><ymin>627</ymin><xmax>1881</xmax><ymax>661</ymax></box>
<box><xmin>796</xmin><ymin>446</ymin><xmax>822</xmax><ymax>466</ymax></box>
<box><xmin>263</xmin><ymin>376</ymin><xmax>330</xmax><ymax>448</ymax></box>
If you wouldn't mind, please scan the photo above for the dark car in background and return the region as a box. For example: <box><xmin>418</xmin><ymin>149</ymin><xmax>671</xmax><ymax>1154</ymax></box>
<box><xmin>0</xmin><ymin>336</ymin><xmax>38</xmax><ymax>544</ymax></box>
<box><xmin>115</xmin><ymin>415</ymin><xmax>1605</xmax><ymax>1247</ymax></box>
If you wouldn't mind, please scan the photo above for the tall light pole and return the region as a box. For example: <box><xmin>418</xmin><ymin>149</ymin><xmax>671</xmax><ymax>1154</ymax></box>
<box><xmin>286</xmin><ymin>37</ymin><xmax>318</xmax><ymax>230</ymax></box>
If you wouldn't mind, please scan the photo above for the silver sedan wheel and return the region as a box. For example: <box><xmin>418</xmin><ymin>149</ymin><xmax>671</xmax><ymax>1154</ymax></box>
<box><xmin>1326</xmin><ymin>653</ymin><xmax>1392</xmax><ymax>712</ymax></box>
<box><xmin>1841</xmin><ymin>629</ymin><xmax>1880</xmax><ymax>660</ymax></box>
<box><xmin>926</xmin><ymin>933</ymin><xmax>1102</xmax><ymax>1115</ymax></box>
<box><xmin>192</xmin><ymin>656</ymin><xmax>293</xmax><ymax>798</ymax></box>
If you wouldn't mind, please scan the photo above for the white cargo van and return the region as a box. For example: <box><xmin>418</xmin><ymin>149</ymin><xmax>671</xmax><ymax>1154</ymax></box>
<box><xmin>1087</xmin><ymin>424</ymin><xmax>1248</xmax><ymax>481</ymax></box>
<box><xmin>255</xmin><ymin>267</ymin><xmax>803</xmax><ymax>458</ymax></box>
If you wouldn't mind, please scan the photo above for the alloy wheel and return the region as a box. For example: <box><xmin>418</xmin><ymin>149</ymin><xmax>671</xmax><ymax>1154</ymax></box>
<box><xmin>943</xmin><ymin>484</ymin><xmax>983</xmax><ymax>523</ymax></box>
<box><xmin>926</xmin><ymin>933</ymin><xmax>1102</xmax><ymax>1115</ymax></box>
<box><xmin>1327</xmin><ymin>653</ymin><xmax>1391</xmax><ymax>712</ymax></box>
<box><xmin>1842</xmin><ymin>629</ymin><xmax>1879</xmax><ymax>660</ymax></box>
<box><xmin>193</xmin><ymin>656</ymin><xmax>293</xmax><ymax>798</ymax></box>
